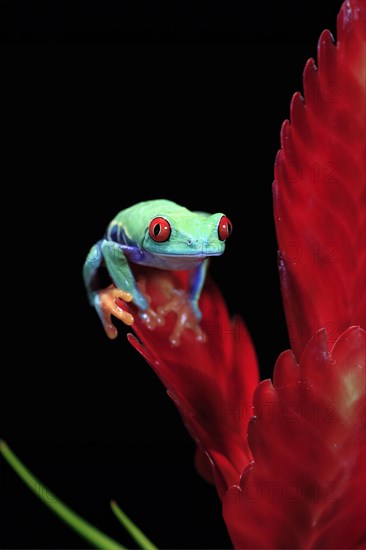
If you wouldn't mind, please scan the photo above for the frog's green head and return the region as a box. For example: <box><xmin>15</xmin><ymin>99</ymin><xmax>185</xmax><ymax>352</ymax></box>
<box><xmin>141</xmin><ymin>204</ymin><xmax>232</xmax><ymax>259</ymax></box>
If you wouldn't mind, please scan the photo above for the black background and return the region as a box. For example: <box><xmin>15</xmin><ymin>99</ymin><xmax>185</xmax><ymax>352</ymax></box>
<box><xmin>1</xmin><ymin>1</ymin><xmax>343</xmax><ymax>548</ymax></box>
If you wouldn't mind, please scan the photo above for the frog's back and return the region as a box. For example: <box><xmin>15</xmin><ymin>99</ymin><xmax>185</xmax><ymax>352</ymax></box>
<box><xmin>113</xmin><ymin>199</ymin><xmax>190</xmax><ymax>224</ymax></box>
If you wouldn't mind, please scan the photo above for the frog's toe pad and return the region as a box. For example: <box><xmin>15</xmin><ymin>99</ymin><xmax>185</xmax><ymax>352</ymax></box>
<box><xmin>139</xmin><ymin>307</ymin><xmax>165</xmax><ymax>330</ymax></box>
<box><xmin>156</xmin><ymin>290</ymin><xmax>205</xmax><ymax>346</ymax></box>
<box><xmin>95</xmin><ymin>285</ymin><xmax>134</xmax><ymax>338</ymax></box>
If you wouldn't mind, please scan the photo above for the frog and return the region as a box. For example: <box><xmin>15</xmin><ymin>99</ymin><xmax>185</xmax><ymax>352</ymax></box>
<box><xmin>83</xmin><ymin>199</ymin><xmax>232</xmax><ymax>343</ymax></box>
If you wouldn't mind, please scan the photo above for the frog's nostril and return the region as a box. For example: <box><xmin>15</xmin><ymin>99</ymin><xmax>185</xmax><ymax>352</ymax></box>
<box><xmin>187</xmin><ymin>240</ymin><xmax>192</xmax><ymax>246</ymax></box>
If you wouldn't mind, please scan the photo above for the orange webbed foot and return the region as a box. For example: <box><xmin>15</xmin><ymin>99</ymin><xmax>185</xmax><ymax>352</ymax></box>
<box><xmin>95</xmin><ymin>284</ymin><xmax>134</xmax><ymax>339</ymax></box>
<box><xmin>136</xmin><ymin>275</ymin><xmax>204</xmax><ymax>345</ymax></box>
<box><xmin>98</xmin><ymin>276</ymin><xmax>206</xmax><ymax>346</ymax></box>
<box><xmin>157</xmin><ymin>289</ymin><xmax>206</xmax><ymax>346</ymax></box>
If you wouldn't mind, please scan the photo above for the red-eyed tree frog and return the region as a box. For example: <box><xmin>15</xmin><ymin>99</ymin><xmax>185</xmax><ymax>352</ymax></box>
<box><xmin>83</xmin><ymin>199</ymin><xmax>232</xmax><ymax>343</ymax></box>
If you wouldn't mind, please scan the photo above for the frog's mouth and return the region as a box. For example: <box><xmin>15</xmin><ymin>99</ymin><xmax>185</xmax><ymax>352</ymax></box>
<box><xmin>125</xmin><ymin>246</ymin><xmax>223</xmax><ymax>270</ymax></box>
<box><xmin>157</xmin><ymin>251</ymin><xmax>223</xmax><ymax>258</ymax></box>
<box><xmin>153</xmin><ymin>251</ymin><xmax>223</xmax><ymax>269</ymax></box>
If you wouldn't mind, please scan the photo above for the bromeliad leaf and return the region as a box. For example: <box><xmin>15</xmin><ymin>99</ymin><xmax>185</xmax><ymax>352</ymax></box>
<box><xmin>273</xmin><ymin>0</ymin><xmax>366</xmax><ymax>360</ymax></box>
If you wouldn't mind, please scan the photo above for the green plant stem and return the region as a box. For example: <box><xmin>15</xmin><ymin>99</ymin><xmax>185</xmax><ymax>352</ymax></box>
<box><xmin>0</xmin><ymin>440</ymin><xmax>126</xmax><ymax>550</ymax></box>
<box><xmin>111</xmin><ymin>500</ymin><xmax>158</xmax><ymax>550</ymax></box>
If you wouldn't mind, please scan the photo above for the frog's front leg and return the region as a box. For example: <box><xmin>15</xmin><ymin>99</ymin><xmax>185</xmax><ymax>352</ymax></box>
<box><xmin>188</xmin><ymin>259</ymin><xmax>209</xmax><ymax>319</ymax></box>
<box><xmin>83</xmin><ymin>240</ymin><xmax>148</xmax><ymax>339</ymax></box>
<box><xmin>101</xmin><ymin>240</ymin><xmax>148</xmax><ymax>311</ymax></box>
<box><xmin>100</xmin><ymin>240</ymin><xmax>153</xmax><ymax>337</ymax></box>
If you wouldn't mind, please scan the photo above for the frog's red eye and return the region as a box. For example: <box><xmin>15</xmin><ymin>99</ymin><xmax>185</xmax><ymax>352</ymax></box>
<box><xmin>218</xmin><ymin>215</ymin><xmax>233</xmax><ymax>241</ymax></box>
<box><xmin>149</xmin><ymin>217</ymin><xmax>171</xmax><ymax>242</ymax></box>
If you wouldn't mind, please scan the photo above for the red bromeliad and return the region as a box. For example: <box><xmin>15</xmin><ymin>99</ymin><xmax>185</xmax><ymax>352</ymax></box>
<box><xmin>119</xmin><ymin>0</ymin><xmax>366</xmax><ymax>547</ymax></box>
<box><xmin>122</xmin><ymin>271</ymin><xmax>260</xmax><ymax>498</ymax></box>
<box><xmin>273</xmin><ymin>0</ymin><xmax>366</xmax><ymax>360</ymax></box>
